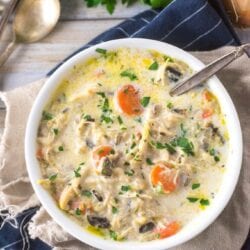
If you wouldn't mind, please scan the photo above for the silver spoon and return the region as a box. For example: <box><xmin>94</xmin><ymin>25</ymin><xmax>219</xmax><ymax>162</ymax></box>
<box><xmin>170</xmin><ymin>44</ymin><xmax>250</xmax><ymax>96</ymax></box>
<box><xmin>0</xmin><ymin>0</ymin><xmax>60</xmax><ymax>67</ymax></box>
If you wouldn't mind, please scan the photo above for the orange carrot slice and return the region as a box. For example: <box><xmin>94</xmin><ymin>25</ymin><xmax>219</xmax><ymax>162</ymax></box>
<box><xmin>36</xmin><ymin>148</ymin><xmax>44</xmax><ymax>160</ymax></box>
<box><xmin>92</xmin><ymin>145</ymin><xmax>113</xmax><ymax>166</ymax></box>
<box><xmin>202</xmin><ymin>108</ymin><xmax>213</xmax><ymax>118</ymax></box>
<box><xmin>116</xmin><ymin>84</ymin><xmax>143</xmax><ymax>116</ymax></box>
<box><xmin>151</xmin><ymin>163</ymin><xmax>177</xmax><ymax>193</ymax></box>
<box><xmin>203</xmin><ymin>90</ymin><xmax>214</xmax><ymax>102</ymax></box>
<box><xmin>155</xmin><ymin>221</ymin><xmax>180</xmax><ymax>239</ymax></box>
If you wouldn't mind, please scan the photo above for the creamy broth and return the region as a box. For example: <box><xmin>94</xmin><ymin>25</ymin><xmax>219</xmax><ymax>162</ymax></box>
<box><xmin>36</xmin><ymin>48</ymin><xmax>228</xmax><ymax>241</ymax></box>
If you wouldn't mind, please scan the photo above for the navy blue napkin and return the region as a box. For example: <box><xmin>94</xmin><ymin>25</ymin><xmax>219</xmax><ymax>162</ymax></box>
<box><xmin>0</xmin><ymin>0</ymin><xmax>245</xmax><ymax>249</ymax></box>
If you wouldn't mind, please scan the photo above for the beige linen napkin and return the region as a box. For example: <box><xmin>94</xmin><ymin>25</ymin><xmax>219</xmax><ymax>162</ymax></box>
<box><xmin>0</xmin><ymin>47</ymin><xmax>249</xmax><ymax>250</ymax></box>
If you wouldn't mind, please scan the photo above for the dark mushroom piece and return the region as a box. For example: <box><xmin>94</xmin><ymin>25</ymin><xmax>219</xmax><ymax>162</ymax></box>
<box><xmin>101</xmin><ymin>157</ymin><xmax>113</xmax><ymax>177</ymax></box>
<box><xmin>139</xmin><ymin>222</ymin><xmax>155</xmax><ymax>233</ymax></box>
<box><xmin>172</xmin><ymin>108</ymin><xmax>187</xmax><ymax>115</ymax></box>
<box><xmin>87</xmin><ymin>215</ymin><xmax>110</xmax><ymax>228</ymax></box>
<box><xmin>92</xmin><ymin>190</ymin><xmax>103</xmax><ymax>202</ymax></box>
<box><xmin>86</xmin><ymin>139</ymin><xmax>95</xmax><ymax>149</ymax></box>
<box><xmin>166</xmin><ymin>66</ymin><xmax>182</xmax><ymax>82</ymax></box>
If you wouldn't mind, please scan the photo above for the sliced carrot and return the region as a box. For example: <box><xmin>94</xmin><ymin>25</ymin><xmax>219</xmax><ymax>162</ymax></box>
<box><xmin>155</xmin><ymin>221</ymin><xmax>180</xmax><ymax>239</ymax></box>
<box><xmin>202</xmin><ymin>108</ymin><xmax>213</xmax><ymax>119</ymax></box>
<box><xmin>36</xmin><ymin>148</ymin><xmax>44</xmax><ymax>160</ymax></box>
<box><xmin>92</xmin><ymin>145</ymin><xmax>113</xmax><ymax>166</ymax></box>
<box><xmin>151</xmin><ymin>163</ymin><xmax>177</xmax><ymax>193</ymax></box>
<box><xmin>116</xmin><ymin>84</ymin><xmax>143</xmax><ymax>116</ymax></box>
<box><xmin>203</xmin><ymin>90</ymin><xmax>214</xmax><ymax>102</ymax></box>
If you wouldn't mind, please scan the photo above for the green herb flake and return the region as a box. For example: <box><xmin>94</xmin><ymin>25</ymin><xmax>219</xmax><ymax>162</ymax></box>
<box><xmin>124</xmin><ymin>169</ymin><xmax>135</xmax><ymax>176</ymax></box>
<box><xmin>130</xmin><ymin>142</ymin><xmax>136</xmax><ymax>149</ymax></box>
<box><xmin>112</xmin><ymin>206</ymin><xmax>118</xmax><ymax>214</ymax></box>
<box><xmin>120</xmin><ymin>70</ymin><xmax>138</xmax><ymax>81</ymax></box>
<box><xmin>82</xmin><ymin>190</ymin><xmax>92</xmax><ymax>197</ymax></box>
<box><xmin>165</xmin><ymin>143</ymin><xmax>176</xmax><ymax>154</ymax></box>
<box><xmin>187</xmin><ymin>197</ymin><xmax>199</xmax><ymax>203</ymax></box>
<box><xmin>79</xmin><ymin>162</ymin><xmax>85</xmax><ymax>166</ymax></box>
<box><xmin>82</xmin><ymin>114</ymin><xmax>95</xmax><ymax>122</ymax></box>
<box><xmin>109</xmin><ymin>230</ymin><xmax>118</xmax><ymax>241</ymax></box>
<box><xmin>121</xmin><ymin>185</ymin><xmax>131</xmax><ymax>192</ymax></box>
<box><xmin>167</xmin><ymin>102</ymin><xmax>173</xmax><ymax>109</ymax></box>
<box><xmin>96</xmin><ymin>48</ymin><xmax>107</xmax><ymax>55</ymax></box>
<box><xmin>96</xmin><ymin>92</ymin><xmax>106</xmax><ymax>98</ymax></box>
<box><xmin>101</xmin><ymin>114</ymin><xmax>113</xmax><ymax>124</ymax></box>
<box><xmin>146</xmin><ymin>158</ymin><xmax>154</xmax><ymax>165</ymax></box>
<box><xmin>49</xmin><ymin>173</ymin><xmax>58</xmax><ymax>181</ymax></box>
<box><xmin>53</xmin><ymin>128</ymin><xmax>59</xmax><ymax>135</ymax></box>
<box><xmin>140</xmin><ymin>96</ymin><xmax>151</xmax><ymax>107</ymax></box>
<box><xmin>214</xmin><ymin>156</ymin><xmax>220</xmax><ymax>162</ymax></box>
<box><xmin>148</xmin><ymin>61</ymin><xmax>159</xmax><ymax>70</ymax></box>
<box><xmin>163</xmin><ymin>55</ymin><xmax>174</xmax><ymax>62</ymax></box>
<box><xmin>200</xmin><ymin>199</ymin><xmax>210</xmax><ymax>206</ymax></box>
<box><xmin>117</xmin><ymin>115</ymin><xmax>123</xmax><ymax>125</ymax></box>
<box><xmin>209</xmin><ymin>148</ymin><xmax>215</xmax><ymax>156</ymax></box>
<box><xmin>192</xmin><ymin>183</ymin><xmax>200</xmax><ymax>190</ymax></box>
<box><xmin>74</xmin><ymin>166</ymin><xmax>81</xmax><ymax>178</ymax></box>
<box><xmin>58</xmin><ymin>146</ymin><xmax>64</xmax><ymax>152</ymax></box>
<box><xmin>42</xmin><ymin>111</ymin><xmax>53</xmax><ymax>121</ymax></box>
<box><xmin>171</xmin><ymin>137</ymin><xmax>194</xmax><ymax>156</ymax></box>
<box><xmin>75</xmin><ymin>208</ymin><xmax>81</xmax><ymax>216</ymax></box>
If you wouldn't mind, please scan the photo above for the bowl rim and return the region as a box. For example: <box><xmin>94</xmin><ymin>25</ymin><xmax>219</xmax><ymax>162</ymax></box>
<box><xmin>25</xmin><ymin>38</ymin><xmax>243</xmax><ymax>250</ymax></box>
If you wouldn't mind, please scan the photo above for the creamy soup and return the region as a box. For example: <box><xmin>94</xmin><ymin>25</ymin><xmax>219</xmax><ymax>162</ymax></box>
<box><xmin>36</xmin><ymin>47</ymin><xmax>228</xmax><ymax>241</ymax></box>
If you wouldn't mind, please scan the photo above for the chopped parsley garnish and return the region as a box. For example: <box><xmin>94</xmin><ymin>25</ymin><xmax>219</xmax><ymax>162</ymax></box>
<box><xmin>58</xmin><ymin>146</ymin><xmax>64</xmax><ymax>152</ymax></box>
<box><xmin>124</xmin><ymin>169</ymin><xmax>134</xmax><ymax>176</ymax></box>
<box><xmin>97</xmin><ymin>92</ymin><xmax>113</xmax><ymax>124</ymax></box>
<box><xmin>146</xmin><ymin>158</ymin><xmax>154</xmax><ymax>165</ymax></box>
<box><xmin>192</xmin><ymin>183</ymin><xmax>200</xmax><ymax>190</ymax></box>
<box><xmin>53</xmin><ymin>128</ymin><xmax>59</xmax><ymax>135</ymax></box>
<box><xmin>130</xmin><ymin>142</ymin><xmax>136</xmax><ymax>149</ymax></box>
<box><xmin>79</xmin><ymin>162</ymin><xmax>85</xmax><ymax>166</ymax></box>
<box><xmin>96</xmin><ymin>92</ymin><xmax>106</xmax><ymax>98</ymax></box>
<box><xmin>74</xmin><ymin>166</ymin><xmax>81</xmax><ymax>178</ymax></box>
<box><xmin>151</xmin><ymin>141</ymin><xmax>176</xmax><ymax>154</ymax></box>
<box><xmin>167</xmin><ymin>102</ymin><xmax>173</xmax><ymax>109</ymax></box>
<box><xmin>49</xmin><ymin>173</ymin><xmax>57</xmax><ymax>181</ymax></box>
<box><xmin>82</xmin><ymin>114</ymin><xmax>95</xmax><ymax>122</ymax></box>
<box><xmin>120</xmin><ymin>70</ymin><xmax>138</xmax><ymax>81</ymax></box>
<box><xmin>180</xmin><ymin>123</ymin><xmax>187</xmax><ymax>137</ymax></box>
<box><xmin>82</xmin><ymin>190</ymin><xmax>92</xmax><ymax>197</ymax></box>
<box><xmin>109</xmin><ymin>230</ymin><xmax>118</xmax><ymax>240</ymax></box>
<box><xmin>148</xmin><ymin>61</ymin><xmax>159</xmax><ymax>70</ymax></box>
<box><xmin>214</xmin><ymin>156</ymin><xmax>220</xmax><ymax>162</ymax></box>
<box><xmin>200</xmin><ymin>199</ymin><xmax>210</xmax><ymax>206</ymax></box>
<box><xmin>171</xmin><ymin>137</ymin><xmax>194</xmax><ymax>156</ymax></box>
<box><xmin>101</xmin><ymin>114</ymin><xmax>113</xmax><ymax>124</ymax></box>
<box><xmin>209</xmin><ymin>148</ymin><xmax>220</xmax><ymax>162</ymax></box>
<box><xmin>75</xmin><ymin>208</ymin><xmax>81</xmax><ymax>216</ymax></box>
<box><xmin>117</xmin><ymin>115</ymin><xmax>123</xmax><ymax>125</ymax></box>
<box><xmin>112</xmin><ymin>206</ymin><xmax>118</xmax><ymax>214</ymax></box>
<box><xmin>140</xmin><ymin>96</ymin><xmax>151</xmax><ymax>107</ymax></box>
<box><xmin>163</xmin><ymin>55</ymin><xmax>174</xmax><ymax>62</ymax></box>
<box><xmin>121</xmin><ymin>185</ymin><xmax>131</xmax><ymax>192</ymax></box>
<box><xmin>187</xmin><ymin>197</ymin><xmax>199</xmax><ymax>203</ymax></box>
<box><xmin>42</xmin><ymin>111</ymin><xmax>53</xmax><ymax>120</ymax></box>
<box><xmin>95</xmin><ymin>48</ymin><xmax>107</xmax><ymax>55</ymax></box>
<box><xmin>209</xmin><ymin>148</ymin><xmax>216</xmax><ymax>156</ymax></box>
<box><xmin>134</xmin><ymin>117</ymin><xmax>142</xmax><ymax>123</ymax></box>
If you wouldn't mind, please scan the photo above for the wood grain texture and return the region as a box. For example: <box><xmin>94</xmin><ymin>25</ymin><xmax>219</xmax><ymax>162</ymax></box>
<box><xmin>0</xmin><ymin>19</ymin><xmax>121</xmax><ymax>90</ymax></box>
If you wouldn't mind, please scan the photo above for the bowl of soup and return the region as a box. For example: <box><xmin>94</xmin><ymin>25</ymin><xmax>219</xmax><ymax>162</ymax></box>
<box><xmin>25</xmin><ymin>38</ymin><xmax>242</xmax><ymax>250</ymax></box>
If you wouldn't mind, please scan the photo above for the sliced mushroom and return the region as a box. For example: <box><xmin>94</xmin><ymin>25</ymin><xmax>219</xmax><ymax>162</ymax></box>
<box><xmin>166</xmin><ymin>66</ymin><xmax>182</xmax><ymax>82</ymax></box>
<box><xmin>92</xmin><ymin>190</ymin><xmax>103</xmax><ymax>202</ymax></box>
<box><xmin>139</xmin><ymin>222</ymin><xmax>155</xmax><ymax>233</ymax></box>
<box><xmin>87</xmin><ymin>215</ymin><xmax>110</xmax><ymax>228</ymax></box>
<box><xmin>101</xmin><ymin>157</ymin><xmax>113</xmax><ymax>177</ymax></box>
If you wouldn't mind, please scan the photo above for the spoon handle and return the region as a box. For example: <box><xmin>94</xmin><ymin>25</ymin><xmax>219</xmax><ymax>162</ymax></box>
<box><xmin>0</xmin><ymin>39</ymin><xmax>17</xmax><ymax>67</ymax></box>
<box><xmin>170</xmin><ymin>44</ymin><xmax>250</xmax><ymax>96</ymax></box>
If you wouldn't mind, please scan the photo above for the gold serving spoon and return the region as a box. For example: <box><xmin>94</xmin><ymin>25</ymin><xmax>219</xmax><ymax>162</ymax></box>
<box><xmin>0</xmin><ymin>0</ymin><xmax>60</xmax><ymax>67</ymax></box>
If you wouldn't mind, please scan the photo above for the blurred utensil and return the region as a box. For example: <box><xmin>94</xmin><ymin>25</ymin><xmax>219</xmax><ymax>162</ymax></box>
<box><xmin>0</xmin><ymin>0</ymin><xmax>60</xmax><ymax>67</ymax></box>
<box><xmin>0</xmin><ymin>0</ymin><xmax>19</xmax><ymax>39</ymax></box>
<box><xmin>170</xmin><ymin>43</ymin><xmax>250</xmax><ymax>96</ymax></box>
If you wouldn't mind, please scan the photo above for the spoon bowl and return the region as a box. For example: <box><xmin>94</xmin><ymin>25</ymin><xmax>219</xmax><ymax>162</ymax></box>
<box><xmin>0</xmin><ymin>0</ymin><xmax>60</xmax><ymax>66</ymax></box>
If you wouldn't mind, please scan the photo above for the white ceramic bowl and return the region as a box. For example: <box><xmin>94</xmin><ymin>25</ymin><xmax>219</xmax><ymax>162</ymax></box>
<box><xmin>25</xmin><ymin>38</ymin><xmax>243</xmax><ymax>250</ymax></box>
